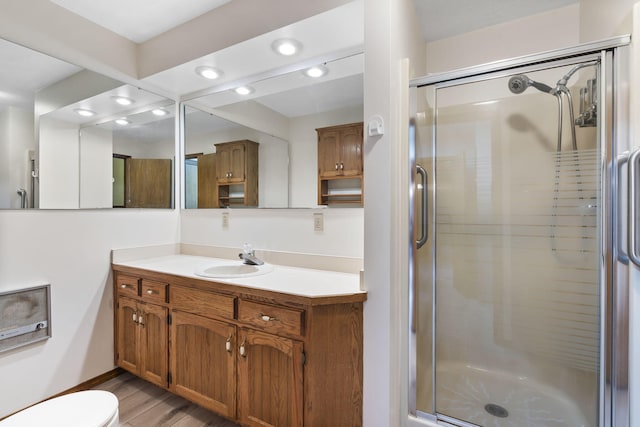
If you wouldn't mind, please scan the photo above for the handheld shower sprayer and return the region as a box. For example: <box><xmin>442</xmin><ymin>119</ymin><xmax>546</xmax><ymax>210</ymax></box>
<box><xmin>508</xmin><ymin>74</ymin><xmax>555</xmax><ymax>95</ymax></box>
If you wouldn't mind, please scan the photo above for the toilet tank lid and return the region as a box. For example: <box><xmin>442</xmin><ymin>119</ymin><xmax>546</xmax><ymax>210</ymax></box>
<box><xmin>0</xmin><ymin>390</ymin><xmax>118</xmax><ymax>427</ymax></box>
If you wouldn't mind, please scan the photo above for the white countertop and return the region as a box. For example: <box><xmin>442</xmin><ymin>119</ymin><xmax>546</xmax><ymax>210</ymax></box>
<box><xmin>113</xmin><ymin>254</ymin><xmax>365</xmax><ymax>299</ymax></box>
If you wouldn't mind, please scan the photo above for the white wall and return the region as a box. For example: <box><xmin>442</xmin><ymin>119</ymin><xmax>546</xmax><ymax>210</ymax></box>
<box><xmin>0</xmin><ymin>209</ymin><xmax>179</xmax><ymax>417</ymax></box>
<box><xmin>425</xmin><ymin>4</ymin><xmax>580</xmax><ymax>74</ymax></box>
<box><xmin>363</xmin><ymin>0</ymin><xmax>426</xmax><ymax>424</ymax></box>
<box><xmin>38</xmin><ymin>116</ymin><xmax>79</xmax><ymax>209</ymax></box>
<box><xmin>80</xmin><ymin>126</ymin><xmax>112</xmax><ymax>209</ymax></box>
<box><xmin>181</xmin><ymin>207</ymin><xmax>363</xmax><ymax>258</ymax></box>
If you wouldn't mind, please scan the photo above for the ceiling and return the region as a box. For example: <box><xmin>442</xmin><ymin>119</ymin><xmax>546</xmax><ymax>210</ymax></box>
<box><xmin>2</xmin><ymin>0</ymin><xmax>580</xmax><ymax>121</ymax></box>
<box><xmin>48</xmin><ymin>0</ymin><xmax>579</xmax><ymax>46</ymax></box>
<box><xmin>49</xmin><ymin>0</ymin><xmax>233</xmax><ymax>43</ymax></box>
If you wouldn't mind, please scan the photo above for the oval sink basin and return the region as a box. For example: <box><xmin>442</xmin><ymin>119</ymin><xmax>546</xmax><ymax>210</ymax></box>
<box><xmin>194</xmin><ymin>262</ymin><xmax>273</xmax><ymax>278</ymax></box>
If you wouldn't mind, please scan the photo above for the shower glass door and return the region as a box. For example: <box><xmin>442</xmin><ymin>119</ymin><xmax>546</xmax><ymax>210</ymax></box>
<box><xmin>412</xmin><ymin>54</ymin><xmax>607</xmax><ymax>427</ymax></box>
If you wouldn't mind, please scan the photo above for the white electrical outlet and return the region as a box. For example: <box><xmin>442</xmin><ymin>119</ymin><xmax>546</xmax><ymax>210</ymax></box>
<box><xmin>313</xmin><ymin>212</ymin><xmax>323</xmax><ymax>232</ymax></box>
<box><xmin>222</xmin><ymin>212</ymin><xmax>229</xmax><ymax>229</ymax></box>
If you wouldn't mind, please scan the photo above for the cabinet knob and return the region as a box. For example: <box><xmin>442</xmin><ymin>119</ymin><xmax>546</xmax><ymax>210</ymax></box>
<box><xmin>138</xmin><ymin>315</ymin><xmax>144</xmax><ymax>326</ymax></box>
<box><xmin>121</xmin><ymin>284</ymin><xmax>128</xmax><ymax>289</ymax></box>
<box><xmin>226</xmin><ymin>334</ymin><xmax>233</xmax><ymax>353</ymax></box>
<box><xmin>340</xmin><ymin>162</ymin><xmax>344</xmax><ymax>170</ymax></box>
<box><xmin>335</xmin><ymin>163</ymin><xmax>339</xmax><ymax>170</ymax></box>
<box><xmin>132</xmin><ymin>312</ymin><xmax>138</xmax><ymax>323</ymax></box>
<box><xmin>239</xmin><ymin>337</ymin><xmax>247</xmax><ymax>357</ymax></box>
<box><xmin>146</xmin><ymin>289</ymin><xmax>155</xmax><ymax>295</ymax></box>
<box><xmin>260</xmin><ymin>314</ymin><xmax>278</xmax><ymax>322</ymax></box>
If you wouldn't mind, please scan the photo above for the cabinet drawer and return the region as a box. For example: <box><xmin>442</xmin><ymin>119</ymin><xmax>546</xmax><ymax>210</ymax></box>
<box><xmin>141</xmin><ymin>279</ymin><xmax>168</xmax><ymax>304</ymax></box>
<box><xmin>171</xmin><ymin>286</ymin><xmax>235</xmax><ymax>320</ymax></box>
<box><xmin>116</xmin><ymin>275</ymin><xmax>139</xmax><ymax>297</ymax></box>
<box><xmin>238</xmin><ymin>300</ymin><xmax>304</xmax><ymax>336</ymax></box>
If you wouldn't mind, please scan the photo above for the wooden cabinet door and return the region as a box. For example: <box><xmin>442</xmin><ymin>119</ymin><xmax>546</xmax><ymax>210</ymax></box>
<box><xmin>317</xmin><ymin>130</ymin><xmax>341</xmax><ymax>178</ymax></box>
<box><xmin>227</xmin><ymin>143</ymin><xmax>246</xmax><ymax>183</ymax></box>
<box><xmin>116</xmin><ymin>296</ymin><xmax>140</xmax><ymax>374</ymax></box>
<box><xmin>171</xmin><ymin>311</ymin><xmax>237</xmax><ymax>419</ymax></box>
<box><xmin>338</xmin><ymin>125</ymin><xmax>363</xmax><ymax>176</ymax></box>
<box><xmin>139</xmin><ymin>302</ymin><xmax>168</xmax><ymax>388</ymax></box>
<box><xmin>197</xmin><ymin>153</ymin><xmax>218</xmax><ymax>208</ymax></box>
<box><xmin>125</xmin><ymin>158</ymin><xmax>172</xmax><ymax>208</ymax></box>
<box><xmin>237</xmin><ymin>328</ymin><xmax>303</xmax><ymax>427</ymax></box>
<box><xmin>215</xmin><ymin>146</ymin><xmax>232</xmax><ymax>183</ymax></box>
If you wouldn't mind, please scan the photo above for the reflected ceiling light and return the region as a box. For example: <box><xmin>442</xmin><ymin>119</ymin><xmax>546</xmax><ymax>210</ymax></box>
<box><xmin>74</xmin><ymin>108</ymin><xmax>95</xmax><ymax>117</ymax></box>
<box><xmin>271</xmin><ymin>38</ymin><xmax>302</xmax><ymax>56</ymax></box>
<box><xmin>115</xmin><ymin>118</ymin><xmax>131</xmax><ymax>126</ymax></box>
<box><xmin>234</xmin><ymin>86</ymin><xmax>254</xmax><ymax>95</ymax></box>
<box><xmin>112</xmin><ymin>96</ymin><xmax>135</xmax><ymax>106</ymax></box>
<box><xmin>195</xmin><ymin>66</ymin><xmax>223</xmax><ymax>80</ymax></box>
<box><xmin>152</xmin><ymin>108</ymin><xmax>169</xmax><ymax>116</ymax></box>
<box><xmin>303</xmin><ymin>65</ymin><xmax>328</xmax><ymax>78</ymax></box>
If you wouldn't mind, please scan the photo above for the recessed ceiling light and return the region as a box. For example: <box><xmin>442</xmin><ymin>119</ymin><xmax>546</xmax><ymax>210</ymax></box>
<box><xmin>234</xmin><ymin>86</ymin><xmax>254</xmax><ymax>96</ymax></box>
<box><xmin>271</xmin><ymin>38</ymin><xmax>302</xmax><ymax>56</ymax></box>
<box><xmin>304</xmin><ymin>65</ymin><xmax>328</xmax><ymax>78</ymax></box>
<box><xmin>152</xmin><ymin>108</ymin><xmax>169</xmax><ymax>116</ymax></box>
<box><xmin>195</xmin><ymin>66</ymin><xmax>223</xmax><ymax>80</ymax></box>
<box><xmin>115</xmin><ymin>118</ymin><xmax>131</xmax><ymax>126</ymax></box>
<box><xmin>112</xmin><ymin>96</ymin><xmax>135</xmax><ymax>106</ymax></box>
<box><xmin>74</xmin><ymin>108</ymin><xmax>96</xmax><ymax>117</ymax></box>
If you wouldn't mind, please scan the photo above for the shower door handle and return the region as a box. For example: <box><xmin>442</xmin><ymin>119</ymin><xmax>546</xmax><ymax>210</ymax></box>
<box><xmin>416</xmin><ymin>165</ymin><xmax>428</xmax><ymax>249</ymax></box>
<box><xmin>628</xmin><ymin>148</ymin><xmax>640</xmax><ymax>266</ymax></box>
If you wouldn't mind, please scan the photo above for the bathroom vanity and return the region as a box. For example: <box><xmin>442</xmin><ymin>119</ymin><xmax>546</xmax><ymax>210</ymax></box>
<box><xmin>112</xmin><ymin>253</ymin><xmax>365</xmax><ymax>427</ymax></box>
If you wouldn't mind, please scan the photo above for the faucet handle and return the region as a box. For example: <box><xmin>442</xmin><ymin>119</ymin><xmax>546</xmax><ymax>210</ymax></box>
<box><xmin>243</xmin><ymin>243</ymin><xmax>254</xmax><ymax>256</ymax></box>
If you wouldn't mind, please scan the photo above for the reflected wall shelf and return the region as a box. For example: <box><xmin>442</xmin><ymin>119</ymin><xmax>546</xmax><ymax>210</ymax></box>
<box><xmin>316</xmin><ymin>122</ymin><xmax>364</xmax><ymax>206</ymax></box>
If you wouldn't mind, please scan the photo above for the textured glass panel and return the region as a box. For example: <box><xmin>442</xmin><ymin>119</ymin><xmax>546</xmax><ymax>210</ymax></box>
<box><xmin>432</xmin><ymin>62</ymin><xmax>600</xmax><ymax>427</ymax></box>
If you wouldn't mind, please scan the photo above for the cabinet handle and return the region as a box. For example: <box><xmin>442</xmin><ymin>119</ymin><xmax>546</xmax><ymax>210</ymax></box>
<box><xmin>146</xmin><ymin>289</ymin><xmax>155</xmax><ymax>295</ymax></box>
<box><xmin>260</xmin><ymin>314</ymin><xmax>278</xmax><ymax>322</ymax></box>
<box><xmin>226</xmin><ymin>334</ymin><xmax>233</xmax><ymax>353</ymax></box>
<box><xmin>239</xmin><ymin>336</ymin><xmax>247</xmax><ymax>357</ymax></box>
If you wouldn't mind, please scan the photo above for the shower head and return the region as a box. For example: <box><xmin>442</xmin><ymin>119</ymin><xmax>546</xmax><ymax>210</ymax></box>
<box><xmin>508</xmin><ymin>74</ymin><xmax>555</xmax><ymax>95</ymax></box>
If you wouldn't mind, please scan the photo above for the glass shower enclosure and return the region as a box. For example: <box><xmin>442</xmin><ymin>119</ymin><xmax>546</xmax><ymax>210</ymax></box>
<box><xmin>409</xmin><ymin>37</ymin><xmax>631</xmax><ymax>427</ymax></box>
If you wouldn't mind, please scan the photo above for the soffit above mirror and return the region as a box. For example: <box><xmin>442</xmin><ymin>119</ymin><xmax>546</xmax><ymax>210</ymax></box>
<box><xmin>140</xmin><ymin>0</ymin><xmax>363</xmax><ymax>98</ymax></box>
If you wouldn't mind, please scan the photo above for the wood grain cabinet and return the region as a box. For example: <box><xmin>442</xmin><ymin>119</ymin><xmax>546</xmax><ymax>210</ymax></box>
<box><xmin>215</xmin><ymin>140</ymin><xmax>259</xmax><ymax>207</ymax></box>
<box><xmin>113</xmin><ymin>268</ymin><xmax>365</xmax><ymax>427</ymax></box>
<box><xmin>316</xmin><ymin>122</ymin><xmax>364</xmax><ymax>206</ymax></box>
<box><xmin>115</xmin><ymin>275</ymin><xmax>169</xmax><ymax>388</ymax></box>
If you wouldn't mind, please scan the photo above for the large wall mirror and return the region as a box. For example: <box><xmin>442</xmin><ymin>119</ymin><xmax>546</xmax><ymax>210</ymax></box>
<box><xmin>0</xmin><ymin>38</ymin><xmax>175</xmax><ymax>210</ymax></box>
<box><xmin>183</xmin><ymin>52</ymin><xmax>363</xmax><ymax>209</ymax></box>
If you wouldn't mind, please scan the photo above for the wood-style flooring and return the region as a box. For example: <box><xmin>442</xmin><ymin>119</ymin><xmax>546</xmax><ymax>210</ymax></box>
<box><xmin>92</xmin><ymin>372</ymin><xmax>241</xmax><ymax>427</ymax></box>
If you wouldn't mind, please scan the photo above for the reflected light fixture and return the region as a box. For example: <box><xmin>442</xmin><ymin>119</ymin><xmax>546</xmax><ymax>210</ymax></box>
<box><xmin>112</xmin><ymin>96</ymin><xmax>135</xmax><ymax>106</ymax></box>
<box><xmin>74</xmin><ymin>108</ymin><xmax>95</xmax><ymax>117</ymax></box>
<box><xmin>115</xmin><ymin>118</ymin><xmax>130</xmax><ymax>126</ymax></box>
<box><xmin>271</xmin><ymin>38</ymin><xmax>302</xmax><ymax>56</ymax></box>
<box><xmin>304</xmin><ymin>65</ymin><xmax>328</xmax><ymax>78</ymax></box>
<box><xmin>234</xmin><ymin>86</ymin><xmax>254</xmax><ymax>95</ymax></box>
<box><xmin>195</xmin><ymin>66</ymin><xmax>223</xmax><ymax>80</ymax></box>
<box><xmin>152</xmin><ymin>108</ymin><xmax>169</xmax><ymax>116</ymax></box>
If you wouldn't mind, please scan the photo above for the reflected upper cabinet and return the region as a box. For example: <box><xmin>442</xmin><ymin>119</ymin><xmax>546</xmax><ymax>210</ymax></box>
<box><xmin>215</xmin><ymin>140</ymin><xmax>259</xmax><ymax>207</ymax></box>
<box><xmin>317</xmin><ymin>122</ymin><xmax>364</xmax><ymax>206</ymax></box>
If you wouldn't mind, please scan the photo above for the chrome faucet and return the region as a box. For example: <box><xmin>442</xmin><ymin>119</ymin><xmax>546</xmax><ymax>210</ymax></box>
<box><xmin>238</xmin><ymin>243</ymin><xmax>264</xmax><ymax>265</ymax></box>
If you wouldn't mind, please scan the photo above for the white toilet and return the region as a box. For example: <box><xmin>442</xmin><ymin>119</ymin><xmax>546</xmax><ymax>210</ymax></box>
<box><xmin>0</xmin><ymin>390</ymin><xmax>119</xmax><ymax>427</ymax></box>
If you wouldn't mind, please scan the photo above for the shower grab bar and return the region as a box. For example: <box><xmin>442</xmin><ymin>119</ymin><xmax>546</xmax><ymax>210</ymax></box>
<box><xmin>618</xmin><ymin>154</ymin><xmax>630</xmax><ymax>263</ymax></box>
<box><xmin>628</xmin><ymin>148</ymin><xmax>640</xmax><ymax>266</ymax></box>
<box><xmin>0</xmin><ymin>321</ymin><xmax>47</xmax><ymax>341</ymax></box>
<box><xmin>416</xmin><ymin>165</ymin><xmax>428</xmax><ymax>249</ymax></box>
